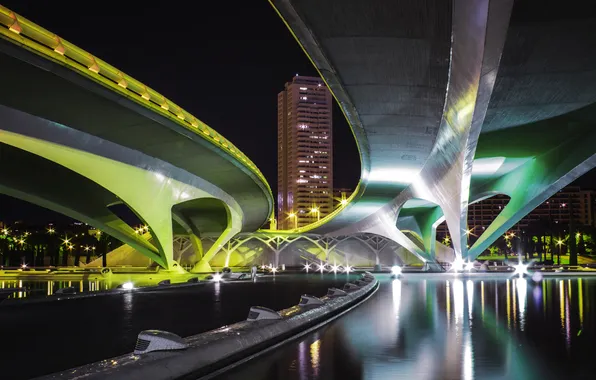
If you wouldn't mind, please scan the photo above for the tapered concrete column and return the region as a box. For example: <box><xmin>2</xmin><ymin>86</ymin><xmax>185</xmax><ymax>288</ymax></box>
<box><xmin>0</xmin><ymin>129</ymin><xmax>217</xmax><ymax>269</ymax></box>
<box><xmin>191</xmin><ymin>208</ymin><xmax>242</xmax><ymax>273</ymax></box>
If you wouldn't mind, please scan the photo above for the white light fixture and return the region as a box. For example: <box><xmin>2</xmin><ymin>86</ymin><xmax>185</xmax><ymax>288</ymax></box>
<box><xmin>451</xmin><ymin>257</ymin><xmax>464</xmax><ymax>272</ymax></box>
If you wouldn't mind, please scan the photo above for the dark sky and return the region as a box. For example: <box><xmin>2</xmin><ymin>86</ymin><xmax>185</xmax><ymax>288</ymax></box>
<box><xmin>0</xmin><ymin>0</ymin><xmax>360</xmax><ymax>222</ymax></box>
<box><xmin>1</xmin><ymin>1</ymin><xmax>595</xmax><ymax>223</ymax></box>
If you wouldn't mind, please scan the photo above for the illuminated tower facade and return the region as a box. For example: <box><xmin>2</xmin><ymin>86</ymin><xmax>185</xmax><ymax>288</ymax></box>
<box><xmin>277</xmin><ymin>76</ymin><xmax>333</xmax><ymax>229</ymax></box>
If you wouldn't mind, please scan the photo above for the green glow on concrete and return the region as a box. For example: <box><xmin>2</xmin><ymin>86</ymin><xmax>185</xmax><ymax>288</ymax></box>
<box><xmin>0</xmin><ymin>130</ymin><xmax>242</xmax><ymax>270</ymax></box>
<box><xmin>468</xmin><ymin>124</ymin><xmax>596</xmax><ymax>260</ymax></box>
<box><xmin>0</xmin><ymin>5</ymin><xmax>272</xmax><ymax>201</ymax></box>
<box><xmin>399</xmin><ymin>205</ymin><xmax>445</xmax><ymax>260</ymax></box>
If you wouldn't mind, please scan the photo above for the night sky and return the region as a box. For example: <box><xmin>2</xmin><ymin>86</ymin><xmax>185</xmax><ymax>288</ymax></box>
<box><xmin>0</xmin><ymin>0</ymin><xmax>360</xmax><ymax>222</ymax></box>
<box><xmin>0</xmin><ymin>1</ymin><xmax>595</xmax><ymax>223</ymax></box>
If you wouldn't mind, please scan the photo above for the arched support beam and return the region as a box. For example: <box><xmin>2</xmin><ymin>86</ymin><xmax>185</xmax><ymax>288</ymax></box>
<box><xmin>191</xmin><ymin>203</ymin><xmax>242</xmax><ymax>273</ymax></box>
<box><xmin>0</xmin><ymin>107</ymin><xmax>234</xmax><ymax>270</ymax></box>
<box><xmin>468</xmin><ymin>130</ymin><xmax>596</xmax><ymax>259</ymax></box>
<box><xmin>172</xmin><ymin>212</ymin><xmax>204</xmax><ymax>263</ymax></box>
<box><xmin>397</xmin><ymin>205</ymin><xmax>445</xmax><ymax>260</ymax></box>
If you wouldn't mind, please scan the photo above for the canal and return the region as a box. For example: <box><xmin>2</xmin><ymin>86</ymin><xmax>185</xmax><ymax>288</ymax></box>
<box><xmin>0</xmin><ymin>274</ymin><xmax>355</xmax><ymax>379</ymax></box>
<box><xmin>217</xmin><ymin>275</ymin><xmax>596</xmax><ymax>380</ymax></box>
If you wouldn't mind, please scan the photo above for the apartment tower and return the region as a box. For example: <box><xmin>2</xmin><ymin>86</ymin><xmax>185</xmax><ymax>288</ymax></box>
<box><xmin>277</xmin><ymin>75</ymin><xmax>333</xmax><ymax>229</ymax></box>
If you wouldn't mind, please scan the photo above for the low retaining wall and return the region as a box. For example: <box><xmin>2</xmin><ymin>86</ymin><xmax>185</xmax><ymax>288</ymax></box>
<box><xmin>39</xmin><ymin>276</ymin><xmax>378</xmax><ymax>380</ymax></box>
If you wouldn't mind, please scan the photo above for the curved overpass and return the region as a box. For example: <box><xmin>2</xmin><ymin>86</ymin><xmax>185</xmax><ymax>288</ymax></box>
<box><xmin>270</xmin><ymin>0</ymin><xmax>596</xmax><ymax>264</ymax></box>
<box><xmin>0</xmin><ymin>6</ymin><xmax>273</xmax><ymax>271</ymax></box>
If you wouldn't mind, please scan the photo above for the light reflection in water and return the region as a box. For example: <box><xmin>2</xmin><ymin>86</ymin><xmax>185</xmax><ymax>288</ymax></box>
<box><xmin>560</xmin><ymin>280</ymin><xmax>565</xmax><ymax>333</ymax></box>
<box><xmin>310</xmin><ymin>339</ymin><xmax>320</xmax><ymax>376</ymax></box>
<box><xmin>75</xmin><ymin>277</ymin><xmax>595</xmax><ymax>380</ymax></box>
<box><xmin>466</xmin><ymin>280</ymin><xmax>474</xmax><ymax>322</ymax></box>
<box><xmin>463</xmin><ymin>331</ymin><xmax>473</xmax><ymax>380</ymax></box>
<box><xmin>298</xmin><ymin>340</ymin><xmax>308</xmax><ymax>380</ymax></box>
<box><xmin>516</xmin><ymin>278</ymin><xmax>527</xmax><ymax>331</ymax></box>
<box><xmin>446</xmin><ymin>280</ymin><xmax>451</xmax><ymax>327</ymax></box>
<box><xmin>481</xmin><ymin>281</ymin><xmax>485</xmax><ymax>321</ymax></box>
<box><xmin>0</xmin><ymin>279</ymin><xmax>111</xmax><ymax>300</ymax></box>
<box><xmin>453</xmin><ymin>279</ymin><xmax>464</xmax><ymax>326</ymax></box>
<box><xmin>578</xmin><ymin>278</ymin><xmax>584</xmax><ymax>326</ymax></box>
<box><xmin>506</xmin><ymin>279</ymin><xmax>511</xmax><ymax>329</ymax></box>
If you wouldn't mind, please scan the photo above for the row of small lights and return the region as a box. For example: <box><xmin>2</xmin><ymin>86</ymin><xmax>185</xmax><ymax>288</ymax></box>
<box><xmin>450</xmin><ymin>256</ymin><xmax>528</xmax><ymax>278</ymax></box>
<box><xmin>282</xmin><ymin>198</ymin><xmax>350</xmax><ymax>228</ymax></box>
<box><xmin>301</xmin><ymin>261</ymin><xmax>353</xmax><ymax>274</ymax></box>
<box><xmin>2</xmin><ymin>226</ymin><xmax>101</xmax><ymax>254</ymax></box>
<box><xmin>1</xmin><ymin>7</ymin><xmax>270</xmax><ymax>193</ymax></box>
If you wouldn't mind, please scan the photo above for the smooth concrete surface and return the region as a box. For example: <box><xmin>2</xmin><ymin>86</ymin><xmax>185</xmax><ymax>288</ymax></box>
<box><xmin>39</xmin><ymin>278</ymin><xmax>378</xmax><ymax>380</ymax></box>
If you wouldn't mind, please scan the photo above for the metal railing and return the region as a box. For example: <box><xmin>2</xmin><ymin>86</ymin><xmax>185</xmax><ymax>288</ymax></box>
<box><xmin>0</xmin><ymin>5</ymin><xmax>271</xmax><ymax>195</ymax></box>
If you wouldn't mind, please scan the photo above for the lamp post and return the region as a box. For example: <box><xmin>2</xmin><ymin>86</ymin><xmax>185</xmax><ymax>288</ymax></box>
<box><xmin>556</xmin><ymin>239</ymin><xmax>564</xmax><ymax>265</ymax></box>
<box><xmin>310</xmin><ymin>207</ymin><xmax>320</xmax><ymax>222</ymax></box>
<box><xmin>288</xmin><ymin>212</ymin><xmax>298</xmax><ymax>229</ymax></box>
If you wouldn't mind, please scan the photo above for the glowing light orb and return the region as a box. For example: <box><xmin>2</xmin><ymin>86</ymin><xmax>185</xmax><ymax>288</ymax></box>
<box><xmin>120</xmin><ymin>282</ymin><xmax>134</xmax><ymax>290</ymax></box>
<box><xmin>391</xmin><ymin>265</ymin><xmax>402</xmax><ymax>276</ymax></box>
<box><xmin>512</xmin><ymin>262</ymin><xmax>528</xmax><ymax>277</ymax></box>
<box><xmin>464</xmin><ymin>261</ymin><xmax>475</xmax><ymax>271</ymax></box>
<box><xmin>451</xmin><ymin>257</ymin><xmax>464</xmax><ymax>272</ymax></box>
<box><xmin>331</xmin><ymin>264</ymin><xmax>339</xmax><ymax>273</ymax></box>
<box><xmin>303</xmin><ymin>263</ymin><xmax>311</xmax><ymax>272</ymax></box>
<box><xmin>343</xmin><ymin>265</ymin><xmax>353</xmax><ymax>274</ymax></box>
<box><xmin>212</xmin><ymin>274</ymin><xmax>222</xmax><ymax>282</ymax></box>
<box><xmin>317</xmin><ymin>262</ymin><xmax>326</xmax><ymax>273</ymax></box>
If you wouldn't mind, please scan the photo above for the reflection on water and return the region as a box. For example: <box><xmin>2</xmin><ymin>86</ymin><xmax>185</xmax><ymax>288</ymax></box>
<box><xmin>218</xmin><ymin>276</ymin><xmax>596</xmax><ymax>380</ymax></box>
<box><xmin>1</xmin><ymin>279</ymin><xmax>110</xmax><ymax>300</ymax></box>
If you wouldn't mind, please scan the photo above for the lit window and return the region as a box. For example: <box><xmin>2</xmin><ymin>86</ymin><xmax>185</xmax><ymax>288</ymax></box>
<box><xmin>300</xmin><ymin>87</ymin><xmax>307</xmax><ymax>90</ymax></box>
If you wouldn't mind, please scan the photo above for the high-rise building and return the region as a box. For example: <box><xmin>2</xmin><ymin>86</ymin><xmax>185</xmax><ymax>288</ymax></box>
<box><xmin>277</xmin><ymin>75</ymin><xmax>333</xmax><ymax>229</ymax></box>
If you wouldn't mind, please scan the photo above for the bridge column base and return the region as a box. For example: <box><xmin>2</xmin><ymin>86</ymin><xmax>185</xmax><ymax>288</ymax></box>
<box><xmin>423</xmin><ymin>262</ymin><xmax>445</xmax><ymax>272</ymax></box>
<box><xmin>191</xmin><ymin>260</ymin><xmax>213</xmax><ymax>273</ymax></box>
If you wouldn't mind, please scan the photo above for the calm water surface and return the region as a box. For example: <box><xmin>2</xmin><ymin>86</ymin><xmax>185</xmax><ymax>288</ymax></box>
<box><xmin>218</xmin><ymin>275</ymin><xmax>596</xmax><ymax>380</ymax></box>
<box><xmin>0</xmin><ymin>274</ymin><xmax>354</xmax><ymax>379</ymax></box>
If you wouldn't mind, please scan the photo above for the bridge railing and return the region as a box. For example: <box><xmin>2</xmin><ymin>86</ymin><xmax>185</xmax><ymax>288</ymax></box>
<box><xmin>0</xmin><ymin>6</ymin><xmax>270</xmax><ymax>195</ymax></box>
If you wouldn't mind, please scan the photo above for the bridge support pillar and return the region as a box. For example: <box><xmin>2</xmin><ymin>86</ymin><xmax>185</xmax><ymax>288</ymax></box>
<box><xmin>0</xmin><ymin>109</ymin><xmax>223</xmax><ymax>270</ymax></box>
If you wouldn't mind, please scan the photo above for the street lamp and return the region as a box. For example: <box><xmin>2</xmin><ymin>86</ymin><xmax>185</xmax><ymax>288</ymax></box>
<box><xmin>556</xmin><ymin>239</ymin><xmax>564</xmax><ymax>265</ymax></box>
<box><xmin>310</xmin><ymin>207</ymin><xmax>320</xmax><ymax>221</ymax></box>
<box><xmin>288</xmin><ymin>212</ymin><xmax>298</xmax><ymax>229</ymax></box>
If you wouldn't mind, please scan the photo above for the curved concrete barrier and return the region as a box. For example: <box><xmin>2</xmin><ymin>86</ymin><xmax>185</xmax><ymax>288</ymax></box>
<box><xmin>40</xmin><ymin>277</ymin><xmax>378</xmax><ymax>380</ymax></box>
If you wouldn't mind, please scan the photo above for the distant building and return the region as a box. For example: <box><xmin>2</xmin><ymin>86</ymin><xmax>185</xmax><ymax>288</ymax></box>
<box><xmin>437</xmin><ymin>186</ymin><xmax>596</xmax><ymax>237</ymax></box>
<box><xmin>277</xmin><ymin>75</ymin><xmax>333</xmax><ymax>229</ymax></box>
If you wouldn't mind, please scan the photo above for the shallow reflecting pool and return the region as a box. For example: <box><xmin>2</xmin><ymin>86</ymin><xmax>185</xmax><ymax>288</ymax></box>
<box><xmin>0</xmin><ymin>274</ymin><xmax>355</xmax><ymax>379</ymax></box>
<box><xmin>1</xmin><ymin>279</ymin><xmax>111</xmax><ymax>299</ymax></box>
<box><xmin>218</xmin><ymin>276</ymin><xmax>596</xmax><ymax>380</ymax></box>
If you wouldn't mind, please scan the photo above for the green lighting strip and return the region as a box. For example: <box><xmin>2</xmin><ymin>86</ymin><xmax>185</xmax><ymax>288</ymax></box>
<box><xmin>0</xmin><ymin>5</ymin><xmax>271</xmax><ymax>196</ymax></box>
<box><xmin>260</xmin><ymin>181</ymin><xmax>362</xmax><ymax>234</ymax></box>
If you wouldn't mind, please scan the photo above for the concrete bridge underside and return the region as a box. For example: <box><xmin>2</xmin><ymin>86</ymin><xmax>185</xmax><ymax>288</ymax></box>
<box><xmin>0</xmin><ymin>9</ymin><xmax>273</xmax><ymax>272</ymax></box>
<box><xmin>271</xmin><ymin>0</ymin><xmax>596</xmax><ymax>264</ymax></box>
